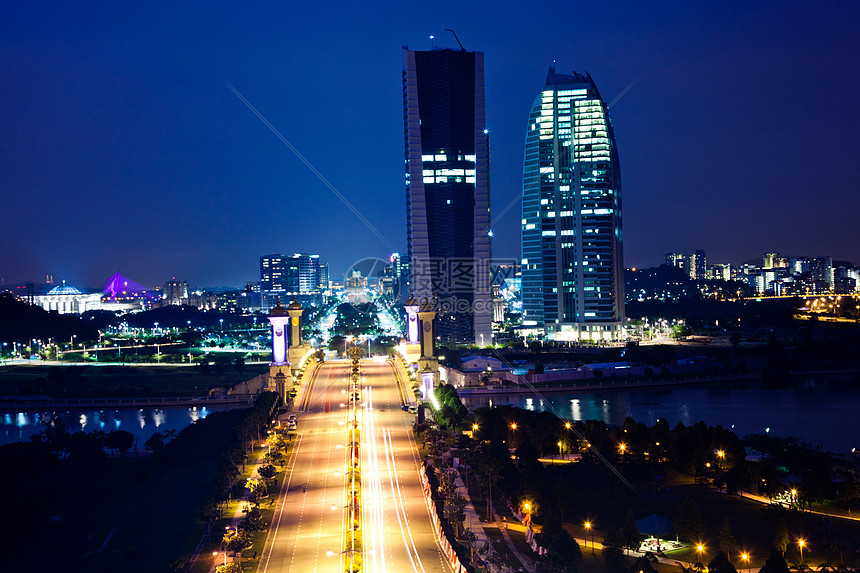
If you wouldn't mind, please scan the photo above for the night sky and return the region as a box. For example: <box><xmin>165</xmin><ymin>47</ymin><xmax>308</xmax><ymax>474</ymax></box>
<box><xmin>1</xmin><ymin>1</ymin><xmax>858</xmax><ymax>289</ymax></box>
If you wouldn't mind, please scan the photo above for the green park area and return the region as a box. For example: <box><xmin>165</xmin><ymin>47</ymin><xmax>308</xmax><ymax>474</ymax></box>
<box><xmin>418</xmin><ymin>383</ymin><xmax>860</xmax><ymax>573</ymax></box>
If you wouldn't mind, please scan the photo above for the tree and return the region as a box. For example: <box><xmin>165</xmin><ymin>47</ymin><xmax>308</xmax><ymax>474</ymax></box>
<box><xmin>772</xmin><ymin>517</ymin><xmax>789</xmax><ymax>554</ymax></box>
<box><xmin>67</xmin><ymin>431</ymin><xmax>106</xmax><ymax>463</ymax></box>
<box><xmin>708</xmin><ymin>552</ymin><xmax>739</xmax><ymax>573</ymax></box>
<box><xmin>759</xmin><ymin>549</ymin><xmax>790</xmax><ymax>573</ymax></box>
<box><xmin>672</xmin><ymin>324</ymin><xmax>692</xmax><ymax>340</ymax></box>
<box><xmin>108</xmin><ymin>430</ymin><xmax>135</xmax><ymax>455</ymax></box>
<box><xmin>719</xmin><ymin>518</ymin><xmax>736</xmax><ymax>557</ymax></box>
<box><xmin>631</xmin><ymin>555</ymin><xmax>658</xmax><ymax>573</ymax></box>
<box><xmin>536</xmin><ymin>513</ymin><xmax>581</xmax><ymax>572</ymax></box>
<box><xmin>602</xmin><ymin>528</ymin><xmax>627</xmax><ymax>573</ymax></box>
<box><xmin>267</xmin><ymin>432</ymin><xmax>286</xmax><ymax>451</ymax></box>
<box><xmin>258</xmin><ymin>464</ymin><xmax>277</xmax><ymax>480</ymax></box>
<box><xmin>238</xmin><ymin>506</ymin><xmax>263</xmax><ymax>532</ymax></box>
<box><xmin>145</xmin><ymin>432</ymin><xmax>166</xmax><ymax>452</ymax></box>
<box><xmin>247</xmin><ymin>478</ymin><xmax>268</xmax><ymax>502</ymax></box>
<box><xmin>621</xmin><ymin>508</ymin><xmax>642</xmax><ymax>554</ymax></box>
<box><xmin>216</xmin><ymin>563</ymin><xmax>242</xmax><ymax>573</ymax></box>
<box><xmin>223</xmin><ymin>530</ymin><xmax>252</xmax><ymax>554</ymax></box>
<box><xmin>675</xmin><ymin>497</ymin><xmax>706</xmax><ymax>542</ymax></box>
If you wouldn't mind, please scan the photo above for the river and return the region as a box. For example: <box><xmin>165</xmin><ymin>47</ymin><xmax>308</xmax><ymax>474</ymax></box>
<box><xmin>0</xmin><ymin>405</ymin><xmax>236</xmax><ymax>448</ymax></box>
<box><xmin>460</xmin><ymin>377</ymin><xmax>860</xmax><ymax>454</ymax></box>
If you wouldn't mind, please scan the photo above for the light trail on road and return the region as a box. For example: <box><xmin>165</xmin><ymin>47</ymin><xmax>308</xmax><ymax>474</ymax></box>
<box><xmin>257</xmin><ymin>360</ymin><xmax>451</xmax><ymax>573</ymax></box>
<box><xmin>361</xmin><ymin>384</ymin><xmax>429</xmax><ymax>573</ymax></box>
<box><xmin>383</xmin><ymin>426</ymin><xmax>427</xmax><ymax>573</ymax></box>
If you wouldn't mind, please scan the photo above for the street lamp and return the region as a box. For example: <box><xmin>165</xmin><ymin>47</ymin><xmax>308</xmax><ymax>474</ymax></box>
<box><xmin>741</xmin><ymin>552</ymin><xmax>749</xmax><ymax>573</ymax></box>
<box><xmin>212</xmin><ymin>551</ymin><xmax>226</xmax><ymax>566</ymax></box>
<box><xmin>798</xmin><ymin>539</ymin><xmax>805</xmax><ymax>562</ymax></box>
<box><xmin>522</xmin><ymin>501</ymin><xmax>531</xmax><ymax>526</ymax></box>
<box><xmin>584</xmin><ymin>520</ymin><xmax>594</xmax><ymax>555</ymax></box>
<box><xmin>557</xmin><ymin>440</ymin><xmax>563</xmax><ymax>463</ymax></box>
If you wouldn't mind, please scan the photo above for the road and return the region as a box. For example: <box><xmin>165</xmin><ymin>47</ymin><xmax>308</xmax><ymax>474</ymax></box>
<box><xmin>258</xmin><ymin>358</ymin><xmax>452</xmax><ymax>573</ymax></box>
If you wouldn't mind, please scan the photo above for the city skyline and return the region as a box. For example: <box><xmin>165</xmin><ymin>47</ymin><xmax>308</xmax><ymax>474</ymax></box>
<box><xmin>1</xmin><ymin>2</ymin><xmax>858</xmax><ymax>288</ymax></box>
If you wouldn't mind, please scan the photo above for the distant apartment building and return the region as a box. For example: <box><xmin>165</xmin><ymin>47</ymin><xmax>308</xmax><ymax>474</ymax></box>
<box><xmin>666</xmin><ymin>250</ymin><xmax>706</xmax><ymax>279</ymax></box>
<box><xmin>260</xmin><ymin>253</ymin><xmax>324</xmax><ymax>311</ymax></box>
<box><xmin>163</xmin><ymin>279</ymin><xmax>189</xmax><ymax>305</ymax></box>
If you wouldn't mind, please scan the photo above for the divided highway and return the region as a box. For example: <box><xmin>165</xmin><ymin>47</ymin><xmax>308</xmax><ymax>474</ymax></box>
<box><xmin>257</xmin><ymin>359</ymin><xmax>452</xmax><ymax>573</ymax></box>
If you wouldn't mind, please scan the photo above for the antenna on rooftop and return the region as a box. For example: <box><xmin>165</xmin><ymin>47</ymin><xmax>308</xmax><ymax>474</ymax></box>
<box><xmin>444</xmin><ymin>28</ymin><xmax>465</xmax><ymax>50</ymax></box>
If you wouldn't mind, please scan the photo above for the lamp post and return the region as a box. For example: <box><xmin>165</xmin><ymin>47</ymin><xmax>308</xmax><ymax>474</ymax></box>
<box><xmin>584</xmin><ymin>520</ymin><xmax>594</xmax><ymax>555</ymax></box>
<box><xmin>741</xmin><ymin>552</ymin><xmax>749</xmax><ymax>573</ymax></box>
<box><xmin>523</xmin><ymin>502</ymin><xmax>531</xmax><ymax>526</ymax></box>
<box><xmin>798</xmin><ymin>539</ymin><xmax>805</xmax><ymax>563</ymax></box>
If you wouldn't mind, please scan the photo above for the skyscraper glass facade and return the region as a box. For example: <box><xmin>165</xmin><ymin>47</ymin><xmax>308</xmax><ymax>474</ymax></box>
<box><xmin>403</xmin><ymin>47</ymin><xmax>492</xmax><ymax>344</ymax></box>
<box><xmin>521</xmin><ymin>68</ymin><xmax>624</xmax><ymax>340</ymax></box>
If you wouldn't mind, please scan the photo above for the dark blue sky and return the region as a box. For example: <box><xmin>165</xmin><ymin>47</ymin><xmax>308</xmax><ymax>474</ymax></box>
<box><xmin>1</xmin><ymin>1</ymin><xmax>858</xmax><ymax>289</ymax></box>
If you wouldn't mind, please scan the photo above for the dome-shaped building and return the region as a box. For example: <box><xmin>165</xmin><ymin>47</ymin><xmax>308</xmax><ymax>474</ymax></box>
<box><xmin>34</xmin><ymin>281</ymin><xmax>103</xmax><ymax>314</ymax></box>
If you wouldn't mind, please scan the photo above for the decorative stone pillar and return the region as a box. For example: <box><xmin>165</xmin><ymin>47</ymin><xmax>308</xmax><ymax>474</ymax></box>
<box><xmin>287</xmin><ymin>300</ymin><xmax>306</xmax><ymax>366</ymax></box>
<box><xmin>416</xmin><ymin>297</ymin><xmax>439</xmax><ymax>393</ymax></box>
<box><xmin>404</xmin><ymin>295</ymin><xmax>420</xmax><ymax>344</ymax></box>
<box><xmin>403</xmin><ymin>294</ymin><xmax>422</xmax><ymax>365</ymax></box>
<box><xmin>267</xmin><ymin>302</ymin><xmax>292</xmax><ymax>399</ymax></box>
<box><xmin>417</xmin><ymin>297</ymin><xmax>436</xmax><ymax>360</ymax></box>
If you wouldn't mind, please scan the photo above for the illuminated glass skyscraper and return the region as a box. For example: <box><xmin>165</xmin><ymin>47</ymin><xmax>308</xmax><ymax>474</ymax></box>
<box><xmin>403</xmin><ymin>46</ymin><xmax>492</xmax><ymax>344</ymax></box>
<box><xmin>521</xmin><ymin>67</ymin><xmax>624</xmax><ymax>340</ymax></box>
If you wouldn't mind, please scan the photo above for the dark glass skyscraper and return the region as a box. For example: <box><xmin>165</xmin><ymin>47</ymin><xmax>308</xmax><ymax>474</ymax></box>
<box><xmin>521</xmin><ymin>67</ymin><xmax>624</xmax><ymax>341</ymax></box>
<box><xmin>403</xmin><ymin>47</ymin><xmax>492</xmax><ymax>344</ymax></box>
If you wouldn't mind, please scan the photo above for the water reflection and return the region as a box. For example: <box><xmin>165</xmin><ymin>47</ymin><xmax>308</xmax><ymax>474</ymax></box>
<box><xmin>461</xmin><ymin>380</ymin><xmax>859</xmax><ymax>453</ymax></box>
<box><xmin>0</xmin><ymin>405</ymin><xmax>227</xmax><ymax>447</ymax></box>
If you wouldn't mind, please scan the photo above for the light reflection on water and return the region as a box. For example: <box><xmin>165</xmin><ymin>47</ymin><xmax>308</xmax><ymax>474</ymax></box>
<box><xmin>461</xmin><ymin>379</ymin><xmax>860</xmax><ymax>453</ymax></box>
<box><xmin>0</xmin><ymin>405</ymin><xmax>229</xmax><ymax>447</ymax></box>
